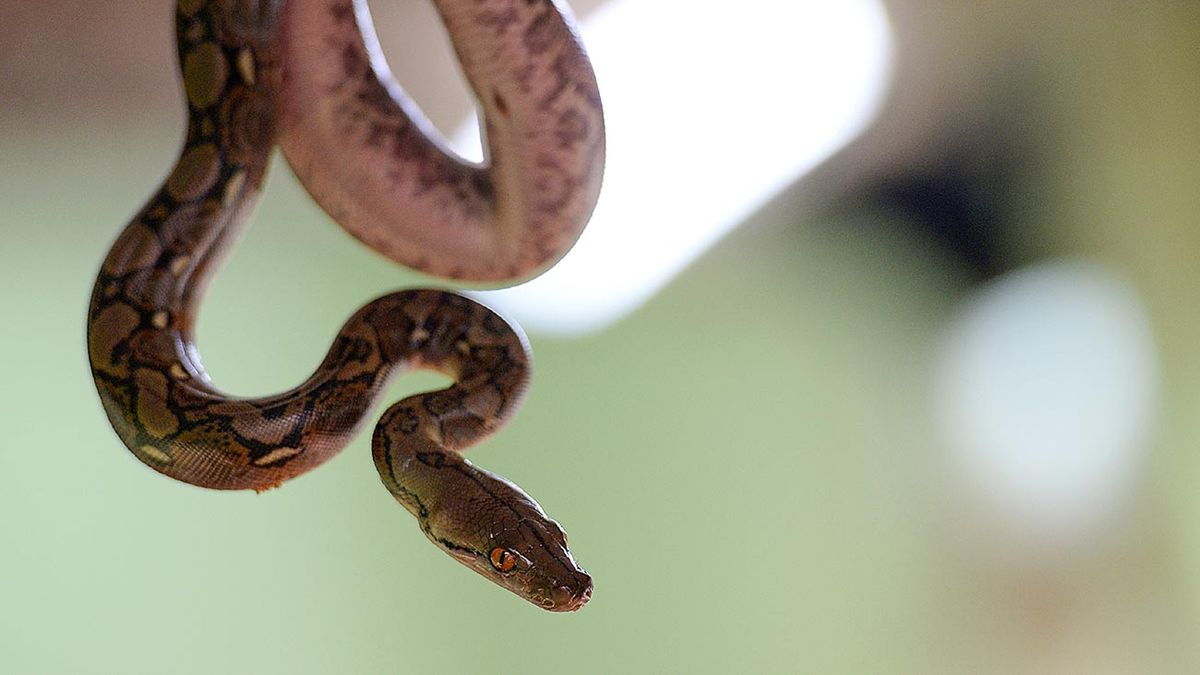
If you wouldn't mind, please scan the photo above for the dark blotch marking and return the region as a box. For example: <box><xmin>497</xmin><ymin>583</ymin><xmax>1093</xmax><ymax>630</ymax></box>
<box><xmin>417</xmin><ymin>451</ymin><xmax>447</xmax><ymax>468</ymax></box>
<box><xmin>492</xmin><ymin>91</ymin><xmax>510</xmax><ymax>117</ymax></box>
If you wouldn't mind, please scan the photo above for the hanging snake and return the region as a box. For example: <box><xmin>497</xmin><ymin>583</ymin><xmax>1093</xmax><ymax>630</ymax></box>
<box><xmin>86</xmin><ymin>0</ymin><xmax>603</xmax><ymax>612</ymax></box>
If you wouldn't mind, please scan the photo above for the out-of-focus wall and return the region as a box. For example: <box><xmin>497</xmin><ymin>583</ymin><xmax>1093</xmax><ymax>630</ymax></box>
<box><xmin>3</xmin><ymin>2</ymin><xmax>1199</xmax><ymax>673</ymax></box>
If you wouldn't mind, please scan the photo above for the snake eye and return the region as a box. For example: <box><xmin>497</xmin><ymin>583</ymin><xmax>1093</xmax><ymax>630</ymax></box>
<box><xmin>489</xmin><ymin>547</ymin><xmax>518</xmax><ymax>572</ymax></box>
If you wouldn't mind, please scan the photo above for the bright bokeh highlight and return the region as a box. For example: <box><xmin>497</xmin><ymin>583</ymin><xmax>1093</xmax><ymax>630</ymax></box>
<box><xmin>456</xmin><ymin>0</ymin><xmax>894</xmax><ymax>334</ymax></box>
<box><xmin>936</xmin><ymin>261</ymin><xmax>1161</xmax><ymax>552</ymax></box>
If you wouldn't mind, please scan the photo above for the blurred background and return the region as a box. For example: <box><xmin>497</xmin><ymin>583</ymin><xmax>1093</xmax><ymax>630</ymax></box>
<box><xmin>3</xmin><ymin>1</ymin><xmax>1200</xmax><ymax>672</ymax></box>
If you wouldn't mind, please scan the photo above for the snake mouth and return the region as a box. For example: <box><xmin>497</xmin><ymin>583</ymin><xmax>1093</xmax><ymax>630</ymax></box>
<box><xmin>564</xmin><ymin>584</ymin><xmax>593</xmax><ymax>612</ymax></box>
<box><xmin>547</xmin><ymin>578</ymin><xmax>593</xmax><ymax>612</ymax></box>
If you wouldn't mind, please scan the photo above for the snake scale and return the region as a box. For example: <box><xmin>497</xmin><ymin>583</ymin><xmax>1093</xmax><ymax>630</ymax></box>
<box><xmin>86</xmin><ymin>0</ymin><xmax>603</xmax><ymax>612</ymax></box>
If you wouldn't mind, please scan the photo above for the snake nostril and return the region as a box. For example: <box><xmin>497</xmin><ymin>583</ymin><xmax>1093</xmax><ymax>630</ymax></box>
<box><xmin>551</xmin><ymin>580</ymin><xmax>593</xmax><ymax>612</ymax></box>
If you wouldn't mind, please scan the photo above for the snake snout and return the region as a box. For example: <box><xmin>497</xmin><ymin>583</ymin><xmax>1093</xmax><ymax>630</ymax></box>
<box><xmin>550</xmin><ymin>574</ymin><xmax>593</xmax><ymax>612</ymax></box>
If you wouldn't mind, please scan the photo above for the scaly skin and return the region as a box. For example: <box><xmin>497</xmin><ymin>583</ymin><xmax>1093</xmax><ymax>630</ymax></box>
<box><xmin>278</xmin><ymin>0</ymin><xmax>606</xmax><ymax>281</ymax></box>
<box><xmin>86</xmin><ymin>0</ymin><xmax>594</xmax><ymax>612</ymax></box>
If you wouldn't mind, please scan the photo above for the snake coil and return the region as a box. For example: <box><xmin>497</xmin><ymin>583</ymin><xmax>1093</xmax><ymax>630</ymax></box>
<box><xmin>86</xmin><ymin>0</ymin><xmax>604</xmax><ymax>611</ymax></box>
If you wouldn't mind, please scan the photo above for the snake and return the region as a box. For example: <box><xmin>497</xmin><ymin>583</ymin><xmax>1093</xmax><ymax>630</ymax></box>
<box><xmin>86</xmin><ymin>0</ymin><xmax>603</xmax><ymax>612</ymax></box>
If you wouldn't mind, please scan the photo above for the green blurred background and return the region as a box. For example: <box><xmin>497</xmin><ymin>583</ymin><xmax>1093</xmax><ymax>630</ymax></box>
<box><xmin>3</xmin><ymin>1</ymin><xmax>1200</xmax><ymax>673</ymax></box>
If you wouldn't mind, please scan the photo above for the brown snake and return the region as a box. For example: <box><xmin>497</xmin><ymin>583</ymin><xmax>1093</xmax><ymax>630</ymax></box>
<box><xmin>86</xmin><ymin>0</ymin><xmax>603</xmax><ymax>612</ymax></box>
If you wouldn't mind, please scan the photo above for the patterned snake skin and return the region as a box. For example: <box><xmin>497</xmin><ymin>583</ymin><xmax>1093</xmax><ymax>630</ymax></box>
<box><xmin>86</xmin><ymin>0</ymin><xmax>602</xmax><ymax>612</ymax></box>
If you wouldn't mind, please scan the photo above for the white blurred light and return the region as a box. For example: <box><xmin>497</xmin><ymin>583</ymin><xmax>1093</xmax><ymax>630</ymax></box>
<box><xmin>456</xmin><ymin>0</ymin><xmax>894</xmax><ymax>335</ymax></box>
<box><xmin>936</xmin><ymin>261</ymin><xmax>1160</xmax><ymax>549</ymax></box>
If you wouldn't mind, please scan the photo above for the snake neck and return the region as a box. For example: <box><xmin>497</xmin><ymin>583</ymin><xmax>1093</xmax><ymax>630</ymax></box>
<box><xmin>89</xmin><ymin>0</ymin><xmax>281</xmax><ymax>382</ymax></box>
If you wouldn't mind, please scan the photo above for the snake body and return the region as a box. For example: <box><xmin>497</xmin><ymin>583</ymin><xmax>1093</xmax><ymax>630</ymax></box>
<box><xmin>86</xmin><ymin>0</ymin><xmax>601</xmax><ymax>612</ymax></box>
<box><xmin>280</xmin><ymin>0</ymin><xmax>605</xmax><ymax>281</ymax></box>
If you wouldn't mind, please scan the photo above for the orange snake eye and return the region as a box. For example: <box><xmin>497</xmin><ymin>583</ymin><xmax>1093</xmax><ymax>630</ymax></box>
<box><xmin>490</xmin><ymin>547</ymin><xmax>517</xmax><ymax>572</ymax></box>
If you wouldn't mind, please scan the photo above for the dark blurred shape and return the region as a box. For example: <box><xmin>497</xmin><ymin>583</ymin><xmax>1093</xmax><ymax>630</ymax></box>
<box><xmin>865</xmin><ymin>144</ymin><xmax>1015</xmax><ymax>280</ymax></box>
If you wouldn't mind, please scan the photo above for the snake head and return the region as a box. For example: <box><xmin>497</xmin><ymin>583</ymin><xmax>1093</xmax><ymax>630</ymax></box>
<box><xmin>424</xmin><ymin>465</ymin><xmax>593</xmax><ymax>612</ymax></box>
